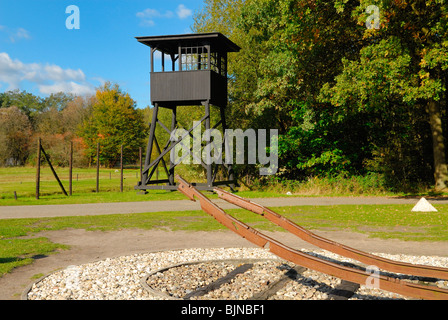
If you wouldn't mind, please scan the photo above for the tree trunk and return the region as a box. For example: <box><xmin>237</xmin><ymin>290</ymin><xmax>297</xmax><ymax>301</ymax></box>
<box><xmin>428</xmin><ymin>99</ymin><xmax>448</xmax><ymax>190</ymax></box>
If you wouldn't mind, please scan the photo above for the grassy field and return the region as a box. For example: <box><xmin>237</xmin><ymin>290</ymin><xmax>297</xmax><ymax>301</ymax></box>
<box><xmin>0</xmin><ymin>166</ymin><xmax>166</xmax><ymax>204</ymax></box>
<box><xmin>0</xmin><ymin>166</ymin><xmax>311</xmax><ymax>206</ymax></box>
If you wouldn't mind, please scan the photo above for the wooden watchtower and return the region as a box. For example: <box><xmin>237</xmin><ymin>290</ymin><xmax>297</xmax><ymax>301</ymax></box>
<box><xmin>134</xmin><ymin>32</ymin><xmax>240</xmax><ymax>191</ymax></box>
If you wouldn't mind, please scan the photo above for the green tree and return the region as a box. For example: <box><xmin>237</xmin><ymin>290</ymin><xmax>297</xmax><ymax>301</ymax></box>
<box><xmin>30</xmin><ymin>93</ymin><xmax>92</xmax><ymax>167</ymax></box>
<box><xmin>62</xmin><ymin>95</ymin><xmax>95</xmax><ymax>135</ymax></box>
<box><xmin>0</xmin><ymin>106</ymin><xmax>33</xmax><ymax>165</ymax></box>
<box><xmin>320</xmin><ymin>0</ymin><xmax>448</xmax><ymax>190</ymax></box>
<box><xmin>78</xmin><ymin>83</ymin><xmax>147</xmax><ymax>167</ymax></box>
<box><xmin>193</xmin><ymin>0</ymin><xmax>264</xmax><ymax>133</ymax></box>
<box><xmin>35</xmin><ymin>92</ymin><xmax>76</xmax><ymax>134</ymax></box>
<box><xmin>233</xmin><ymin>0</ymin><xmax>370</xmax><ymax>178</ymax></box>
<box><xmin>193</xmin><ymin>0</ymin><xmax>448</xmax><ymax>190</ymax></box>
<box><xmin>0</xmin><ymin>90</ymin><xmax>44</xmax><ymax>128</ymax></box>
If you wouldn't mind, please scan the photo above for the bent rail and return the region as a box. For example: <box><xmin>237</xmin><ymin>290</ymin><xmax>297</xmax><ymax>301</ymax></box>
<box><xmin>176</xmin><ymin>175</ymin><xmax>448</xmax><ymax>300</ymax></box>
<box><xmin>214</xmin><ymin>187</ymin><xmax>448</xmax><ymax>280</ymax></box>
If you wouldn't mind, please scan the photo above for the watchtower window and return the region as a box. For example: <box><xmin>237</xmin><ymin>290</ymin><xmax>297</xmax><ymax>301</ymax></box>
<box><xmin>138</xmin><ymin>33</ymin><xmax>239</xmax><ymax>79</ymax></box>
<box><xmin>180</xmin><ymin>46</ymin><xmax>208</xmax><ymax>71</ymax></box>
<box><xmin>179</xmin><ymin>46</ymin><xmax>227</xmax><ymax>76</ymax></box>
<box><xmin>210</xmin><ymin>52</ymin><xmax>227</xmax><ymax>77</ymax></box>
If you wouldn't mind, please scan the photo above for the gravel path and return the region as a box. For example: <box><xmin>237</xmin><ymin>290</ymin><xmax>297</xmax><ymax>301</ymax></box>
<box><xmin>25</xmin><ymin>247</ymin><xmax>448</xmax><ymax>300</ymax></box>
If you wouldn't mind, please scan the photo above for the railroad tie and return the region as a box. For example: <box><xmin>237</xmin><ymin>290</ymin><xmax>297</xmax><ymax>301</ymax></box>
<box><xmin>326</xmin><ymin>280</ymin><xmax>360</xmax><ymax>300</ymax></box>
<box><xmin>183</xmin><ymin>263</ymin><xmax>254</xmax><ymax>300</ymax></box>
<box><xmin>251</xmin><ymin>265</ymin><xmax>307</xmax><ymax>300</ymax></box>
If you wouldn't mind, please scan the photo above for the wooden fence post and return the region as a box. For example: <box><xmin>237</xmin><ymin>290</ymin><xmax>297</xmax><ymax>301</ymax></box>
<box><xmin>120</xmin><ymin>144</ymin><xmax>123</xmax><ymax>192</ymax></box>
<box><xmin>36</xmin><ymin>138</ymin><xmax>41</xmax><ymax>200</ymax></box>
<box><xmin>139</xmin><ymin>147</ymin><xmax>142</xmax><ymax>184</ymax></box>
<box><xmin>40</xmin><ymin>145</ymin><xmax>68</xmax><ymax>196</ymax></box>
<box><xmin>69</xmin><ymin>141</ymin><xmax>73</xmax><ymax>196</ymax></box>
<box><xmin>96</xmin><ymin>142</ymin><xmax>100</xmax><ymax>193</ymax></box>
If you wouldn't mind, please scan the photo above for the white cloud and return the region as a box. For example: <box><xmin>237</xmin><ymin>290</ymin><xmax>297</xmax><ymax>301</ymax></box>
<box><xmin>136</xmin><ymin>8</ymin><xmax>174</xmax><ymax>27</ymax></box>
<box><xmin>39</xmin><ymin>81</ymin><xmax>94</xmax><ymax>96</ymax></box>
<box><xmin>91</xmin><ymin>76</ymin><xmax>107</xmax><ymax>87</ymax></box>
<box><xmin>0</xmin><ymin>52</ymin><xmax>26</xmax><ymax>89</ymax></box>
<box><xmin>139</xmin><ymin>19</ymin><xmax>155</xmax><ymax>27</ymax></box>
<box><xmin>136</xmin><ymin>8</ymin><xmax>174</xmax><ymax>19</ymax></box>
<box><xmin>0</xmin><ymin>52</ymin><xmax>95</xmax><ymax>96</ymax></box>
<box><xmin>0</xmin><ymin>26</ymin><xmax>31</xmax><ymax>42</ymax></box>
<box><xmin>12</xmin><ymin>28</ymin><xmax>31</xmax><ymax>42</ymax></box>
<box><xmin>136</xmin><ymin>5</ymin><xmax>192</xmax><ymax>27</ymax></box>
<box><xmin>176</xmin><ymin>4</ymin><xmax>192</xmax><ymax>19</ymax></box>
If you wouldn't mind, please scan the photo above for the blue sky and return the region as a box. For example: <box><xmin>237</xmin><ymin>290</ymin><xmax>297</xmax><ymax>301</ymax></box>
<box><xmin>0</xmin><ymin>0</ymin><xmax>205</xmax><ymax>108</ymax></box>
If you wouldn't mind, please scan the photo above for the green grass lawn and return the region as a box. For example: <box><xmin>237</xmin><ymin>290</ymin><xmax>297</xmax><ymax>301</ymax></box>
<box><xmin>1</xmin><ymin>203</ymin><xmax>447</xmax><ymax>277</ymax></box>
<box><xmin>0</xmin><ymin>166</ymin><xmax>309</xmax><ymax>206</ymax></box>
<box><xmin>0</xmin><ymin>166</ymin><xmax>162</xmax><ymax>205</ymax></box>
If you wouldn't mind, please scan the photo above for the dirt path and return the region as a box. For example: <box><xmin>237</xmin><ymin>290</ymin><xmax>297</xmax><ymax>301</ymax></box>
<box><xmin>2</xmin><ymin>228</ymin><xmax>448</xmax><ymax>300</ymax></box>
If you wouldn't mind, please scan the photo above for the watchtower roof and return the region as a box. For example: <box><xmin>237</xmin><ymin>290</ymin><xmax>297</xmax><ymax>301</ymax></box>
<box><xmin>135</xmin><ymin>32</ymin><xmax>240</xmax><ymax>55</ymax></box>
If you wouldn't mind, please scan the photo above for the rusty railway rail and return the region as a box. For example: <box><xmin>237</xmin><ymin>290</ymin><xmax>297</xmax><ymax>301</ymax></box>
<box><xmin>214</xmin><ymin>187</ymin><xmax>448</xmax><ymax>280</ymax></box>
<box><xmin>176</xmin><ymin>175</ymin><xmax>448</xmax><ymax>300</ymax></box>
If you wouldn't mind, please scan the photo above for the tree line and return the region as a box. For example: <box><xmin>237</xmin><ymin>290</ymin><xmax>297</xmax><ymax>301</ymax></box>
<box><xmin>0</xmin><ymin>83</ymin><xmax>147</xmax><ymax>168</ymax></box>
<box><xmin>193</xmin><ymin>0</ymin><xmax>448</xmax><ymax>191</ymax></box>
<box><xmin>2</xmin><ymin>0</ymin><xmax>448</xmax><ymax>192</ymax></box>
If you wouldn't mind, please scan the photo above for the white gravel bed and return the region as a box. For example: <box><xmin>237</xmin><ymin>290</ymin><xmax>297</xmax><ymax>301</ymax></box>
<box><xmin>25</xmin><ymin>247</ymin><xmax>448</xmax><ymax>300</ymax></box>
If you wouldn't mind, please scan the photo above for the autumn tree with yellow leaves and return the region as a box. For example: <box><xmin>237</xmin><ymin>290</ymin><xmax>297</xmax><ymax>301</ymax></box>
<box><xmin>78</xmin><ymin>82</ymin><xmax>147</xmax><ymax>167</ymax></box>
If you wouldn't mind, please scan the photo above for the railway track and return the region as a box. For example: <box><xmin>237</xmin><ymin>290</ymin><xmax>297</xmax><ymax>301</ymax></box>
<box><xmin>176</xmin><ymin>175</ymin><xmax>448</xmax><ymax>300</ymax></box>
<box><xmin>144</xmin><ymin>258</ymin><xmax>363</xmax><ymax>300</ymax></box>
